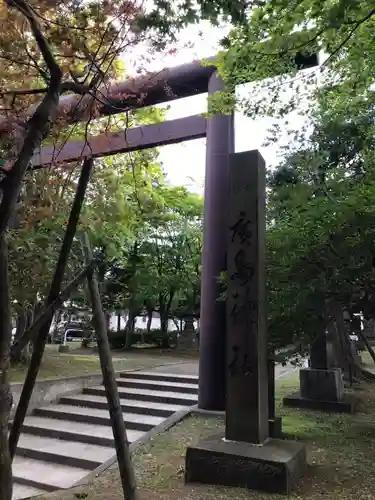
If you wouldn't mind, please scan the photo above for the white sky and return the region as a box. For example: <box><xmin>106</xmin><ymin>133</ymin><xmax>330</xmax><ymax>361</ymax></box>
<box><xmin>127</xmin><ymin>22</ymin><xmax>315</xmax><ymax>194</ymax></box>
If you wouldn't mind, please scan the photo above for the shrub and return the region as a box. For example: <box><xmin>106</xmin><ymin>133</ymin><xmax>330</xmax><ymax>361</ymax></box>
<box><xmin>107</xmin><ymin>328</ymin><xmax>177</xmax><ymax>349</ymax></box>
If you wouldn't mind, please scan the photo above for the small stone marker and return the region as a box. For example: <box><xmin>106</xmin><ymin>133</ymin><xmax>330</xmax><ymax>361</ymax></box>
<box><xmin>185</xmin><ymin>150</ymin><xmax>306</xmax><ymax>495</ymax></box>
<box><xmin>283</xmin><ymin>327</ymin><xmax>354</xmax><ymax>413</ymax></box>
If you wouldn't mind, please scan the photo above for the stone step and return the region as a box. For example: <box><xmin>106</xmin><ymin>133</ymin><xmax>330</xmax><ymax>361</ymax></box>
<box><xmin>116</xmin><ymin>377</ymin><xmax>198</xmax><ymax>394</ymax></box>
<box><xmin>17</xmin><ymin>416</ymin><xmax>144</xmax><ymax>447</ymax></box>
<box><xmin>121</xmin><ymin>371</ymin><xmax>198</xmax><ymax>385</ymax></box>
<box><xmin>33</xmin><ymin>404</ymin><xmax>163</xmax><ymax>432</ymax></box>
<box><xmin>12</xmin><ymin>483</ymin><xmax>47</xmax><ymax>500</ymax></box>
<box><xmin>17</xmin><ymin>434</ymin><xmax>114</xmax><ymax>470</ymax></box>
<box><xmin>84</xmin><ymin>385</ymin><xmax>198</xmax><ymax>406</ymax></box>
<box><xmin>59</xmin><ymin>393</ymin><xmax>189</xmax><ymax>417</ymax></box>
<box><xmin>13</xmin><ymin>456</ymin><xmax>88</xmax><ymax>491</ymax></box>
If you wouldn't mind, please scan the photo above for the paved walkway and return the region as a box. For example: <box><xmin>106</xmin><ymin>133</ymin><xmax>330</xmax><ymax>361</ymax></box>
<box><xmin>147</xmin><ymin>359</ymin><xmax>299</xmax><ymax>379</ymax></box>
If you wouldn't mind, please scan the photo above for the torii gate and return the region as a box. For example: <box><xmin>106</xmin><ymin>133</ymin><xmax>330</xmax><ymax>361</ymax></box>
<box><xmin>15</xmin><ymin>53</ymin><xmax>318</xmax><ymax>412</ymax></box>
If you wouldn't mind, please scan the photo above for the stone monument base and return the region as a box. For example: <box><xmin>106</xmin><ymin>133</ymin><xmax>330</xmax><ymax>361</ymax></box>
<box><xmin>300</xmin><ymin>368</ymin><xmax>344</xmax><ymax>401</ymax></box>
<box><xmin>283</xmin><ymin>392</ymin><xmax>356</xmax><ymax>413</ymax></box>
<box><xmin>185</xmin><ymin>434</ymin><xmax>306</xmax><ymax>494</ymax></box>
<box><xmin>269</xmin><ymin>417</ymin><xmax>282</xmax><ymax>438</ymax></box>
<box><xmin>283</xmin><ymin>367</ymin><xmax>356</xmax><ymax>413</ymax></box>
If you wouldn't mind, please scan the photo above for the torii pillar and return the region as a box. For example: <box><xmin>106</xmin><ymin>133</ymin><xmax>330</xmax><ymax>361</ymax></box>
<box><xmin>198</xmin><ymin>71</ymin><xmax>234</xmax><ymax>410</ymax></box>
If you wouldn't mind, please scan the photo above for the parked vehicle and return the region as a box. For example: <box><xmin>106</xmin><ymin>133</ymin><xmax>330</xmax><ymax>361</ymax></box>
<box><xmin>54</xmin><ymin>322</ymin><xmax>86</xmax><ymax>344</ymax></box>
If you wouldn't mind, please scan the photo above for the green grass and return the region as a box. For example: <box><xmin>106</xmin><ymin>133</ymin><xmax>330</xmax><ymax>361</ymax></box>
<box><xmin>9</xmin><ymin>351</ymin><xmax>177</xmax><ymax>383</ymax></box>
<box><xmin>35</xmin><ymin>371</ymin><xmax>375</xmax><ymax>500</ymax></box>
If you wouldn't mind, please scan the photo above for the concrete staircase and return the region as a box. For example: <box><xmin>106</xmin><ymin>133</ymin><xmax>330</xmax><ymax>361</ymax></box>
<box><xmin>12</xmin><ymin>370</ymin><xmax>198</xmax><ymax>500</ymax></box>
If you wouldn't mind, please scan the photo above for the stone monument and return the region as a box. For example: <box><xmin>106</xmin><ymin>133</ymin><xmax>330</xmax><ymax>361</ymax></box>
<box><xmin>185</xmin><ymin>150</ymin><xmax>306</xmax><ymax>494</ymax></box>
<box><xmin>283</xmin><ymin>329</ymin><xmax>355</xmax><ymax>413</ymax></box>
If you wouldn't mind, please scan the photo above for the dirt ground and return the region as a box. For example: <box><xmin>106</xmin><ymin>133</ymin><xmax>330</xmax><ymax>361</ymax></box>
<box><xmin>35</xmin><ymin>363</ymin><xmax>375</xmax><ymax>500</ymax></box>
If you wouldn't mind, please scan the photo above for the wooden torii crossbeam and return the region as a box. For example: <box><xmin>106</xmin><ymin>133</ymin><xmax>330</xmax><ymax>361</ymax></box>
<box><xmin>30</xmin><ymin>114</ymin><xmax>207</xmax><ymax>168</ymax></box>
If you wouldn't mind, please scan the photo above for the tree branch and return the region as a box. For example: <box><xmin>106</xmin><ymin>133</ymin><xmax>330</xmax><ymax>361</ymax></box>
<box><xmin>321</xmin><ymin>8</ymin><xmax>375</xmax><ymax>69</ymax></box>
<box><xmin>0</xmin><ymin>0</ymin><xmax>62</xmax><ymax>237</ymax></box>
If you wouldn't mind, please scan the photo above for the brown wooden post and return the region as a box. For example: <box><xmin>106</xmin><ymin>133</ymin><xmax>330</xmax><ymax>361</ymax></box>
<box><xmin>81</xmin><ymin>233</ymin><xmax>137</xmax><ymax>500</ymax></box>
<box><xmin>0</xmin><ymin>235</ymin><xmax>13</xmax><ymax>500</ymax></box>
<box><xmin>9</xmin><ymin>158</ymin><xmax>94</xmax><ymax>459</ymax></box>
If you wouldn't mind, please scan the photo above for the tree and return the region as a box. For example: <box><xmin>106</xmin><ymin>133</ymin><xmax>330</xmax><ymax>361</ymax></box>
<box><xmin>266</xmin><ymin>78</ymin><xmax>375</xmax><ymax>377</ymax></box>
<box><xmin>102</xmin><ymin>182</ymin><xmax>203</xmax><ymax>348</ymax></box>
<box><xmin>209</xmin><ymin>1</ymin><xmax>374</xmax><ymax>137</ymax></box>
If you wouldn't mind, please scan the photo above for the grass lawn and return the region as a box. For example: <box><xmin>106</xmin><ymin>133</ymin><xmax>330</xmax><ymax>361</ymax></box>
<box><xmin>35</xmin><ymin>364</ymin><xmax>375</xmax><ymax>500</ymax></box>
<box><xmin>9</xmin><ymin>349</ymin><xmax>180</xmax><ymax>383</ymax></box>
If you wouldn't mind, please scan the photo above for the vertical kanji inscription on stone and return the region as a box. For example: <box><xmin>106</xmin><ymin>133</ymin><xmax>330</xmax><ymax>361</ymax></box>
<box><xmin>226</xmin><ymin>150</ymin><xmax>269</xmax><ymax>444</ymax></box>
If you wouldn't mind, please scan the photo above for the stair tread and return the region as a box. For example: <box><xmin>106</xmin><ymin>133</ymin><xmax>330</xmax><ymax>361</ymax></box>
<box><xmin>40</xmin><ymin>404</ymin><xmax>164</xmax><ymax>426</ymax></box>
<box><xmin>64</xmin><ymin>394</ymin><xmax>190</xmax><ymax>413</ymax></box>
<box><xmin>17</xmin><ymin>434</ymin><xmax>114</xmax><ymax>463</ymax></box>
<box><xmin>13</xmin><ymin>456</ymin><xmax>88</xmax><ymax>489</ymax></box>
<box><xmin>21</xmin><ymin>416</ymin><xmax>145</xmax><ymax>441</ymax></box>
<box><xmin>127</xmin><ymin>371</ymin><xmax>198</xmax><ymax>381</ymax></box>
<box><xmin>118</xmin><ymin>377</ymin><xmax>198</xmax><ymax>390</ymax></box>
<box><xmin>95</xmin><ymin>385</ymin><xmax>198</xmax><ymax>401</ymax></box>
<box><xmin>12</xmin><ymin>483</ymin><xmax>47</xmax><ymax>500</ymax></box>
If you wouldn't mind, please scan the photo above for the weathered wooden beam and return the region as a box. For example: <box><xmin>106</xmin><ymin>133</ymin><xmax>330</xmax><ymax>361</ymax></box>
<box><xmin>8</xmin><ymin>158</ymin><xmax>94</xmax><ymax>459</ymax></box>
<box><xmin>0</xmin><ymin>50</ymin><xmax>319</xmax><ymax>134</ymax></box>
<box><xmin>30</xmin><ymin>114</ymin><xmax>207</xmax><ymax>168</ymax></box>
<box><xmin>81</xmin><ymin>232</ymin><xmax>138</xmax><ymax>500</ymax></box>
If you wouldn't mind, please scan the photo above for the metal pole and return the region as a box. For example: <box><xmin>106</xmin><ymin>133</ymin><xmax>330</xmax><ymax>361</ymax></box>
<box><xmin>9</xmin><ymin>157</ymin><xmax>94</xmax><ymax>458</ymax></box>
<box><xmin>81</xmin><ymin>233</ymin><xmax>137</xmax><ymax>500</ymax></box>
<box><xmin>198</xmin><ymin>71</ymin><xmax>234</xmax><ymax>410</ymax></box>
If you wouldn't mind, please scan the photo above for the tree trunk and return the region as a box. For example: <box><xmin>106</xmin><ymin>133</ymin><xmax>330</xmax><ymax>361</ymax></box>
<box><xmin>172</xmin><ymin>318</ymin><xmax>180</xmax><ymax>331</ymax></box>
<box><xmin>10</xmin><ymin>308</ymin><xmax>27</xmax><ymax>365</ymax></box>
<box><xmin>184</xmin><ymin>317</ymin><xmax>195</xmax><ymax>332</ymax></box>
<box><xmin>159</xmin><ymin>302</ymin><xmax>169</xmax><ymax>348</ymax></box>
<box><xmin>0</xmin><ymin>235</ymin><xmax>13</xmax><ymax>500</ymax></box>
<box><xmin>105</xmin><ymin>312</ymin><xmax>111</xmax><ymax>331</ymax></box>
<box><xmin>146</xmin><ymin>309</ymin><xmax>153</xmax><ymax>333</ymax></box>
<box><xmin>160</xmin><ymin>311</ymin><xmax>168</xmax><ymax>336</ymax></box>
<box><xmin>124</xmin><ymin>311</ymin><xmax>135</xmax><ymax>350</ymax></box>
<box><xmin>117</xmin><ymin>313</ymin><xmax>121</xmax><ymax>334</ymax></box>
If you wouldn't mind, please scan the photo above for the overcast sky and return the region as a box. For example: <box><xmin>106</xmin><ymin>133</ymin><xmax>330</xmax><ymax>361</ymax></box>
<box><xmin>127</xmin><ymin>21</ymin><xmax>316</xmax><ymax>194</ymax></box>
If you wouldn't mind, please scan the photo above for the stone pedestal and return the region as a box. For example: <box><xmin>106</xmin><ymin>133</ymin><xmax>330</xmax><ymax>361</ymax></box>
<box><xmin>283</xmin><ymin>368</ymin><xmax>356</xmax><ymax>413</ymax></box>
<box><xmin>58</xmin><ymin>345</ymin><xmax>70</xmax><ymax>353</ymax></box>
<box><xmin>186</xmin><ymin>434</ymin><xmax>306</xmax><ymax>495</ymax></box>
<box><xmin>301</xmin><ymin>368</ymin><xmax>344</xmax><ymax>401</ymax></box>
